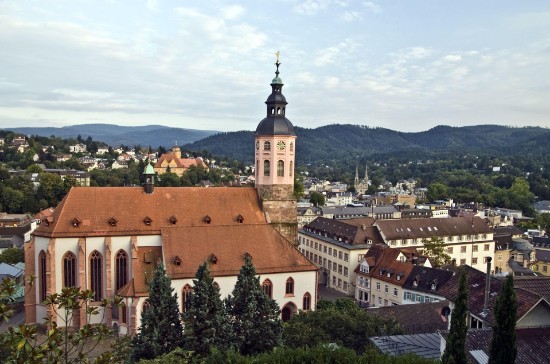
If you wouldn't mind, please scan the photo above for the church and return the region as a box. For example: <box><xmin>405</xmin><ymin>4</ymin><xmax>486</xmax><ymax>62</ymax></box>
<box><xmin>24</xmin><ymin>59</ymin><xmax>318</xmax><ymax>335</ymax></box>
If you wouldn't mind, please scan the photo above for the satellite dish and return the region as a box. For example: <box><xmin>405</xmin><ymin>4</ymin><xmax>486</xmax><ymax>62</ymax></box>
<box><xmin>441</xmin><ymin>306</ymin><xmax>451</xmax><ymax>317</ymax></box>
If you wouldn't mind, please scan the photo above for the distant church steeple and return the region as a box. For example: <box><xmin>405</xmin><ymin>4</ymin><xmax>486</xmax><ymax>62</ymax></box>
<box><xmin>355</xmin><ymin>163</ymin><xmax>369</xmax><ymax>196</ymax></box>
<box><xmin>255</xmin><ymin>52</ymin><xmax>297</xmax><ymax>244</ymax></box>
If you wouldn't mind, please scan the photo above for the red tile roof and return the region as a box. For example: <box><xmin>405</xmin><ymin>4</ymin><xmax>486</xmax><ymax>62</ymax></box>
<box><xmin>33</xmin><ymin>187</ymin><xmax>267</xmax><ymax>238</ymax></box>
<box><xmin>303</xmin><ymin>217</ymin><xmax>383</xmax><ymax>246</ymax></box>
<box><xmin>162</xmin><ymin>225</ymin><xmax>317</xmax><ymax>280</ymax></box>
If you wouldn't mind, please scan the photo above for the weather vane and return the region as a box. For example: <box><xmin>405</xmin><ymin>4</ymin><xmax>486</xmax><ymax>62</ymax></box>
<box><xmin>276</xmin><ymin>50</ymin><xmax>280</xmax><ymax>63</ymax></box>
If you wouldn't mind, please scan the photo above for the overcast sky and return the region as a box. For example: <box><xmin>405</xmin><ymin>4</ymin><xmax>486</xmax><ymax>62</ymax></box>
<box><xmin>1</xmin><ymin>1</ymin><xmax>549</xmax><ymax>132</ymax></box>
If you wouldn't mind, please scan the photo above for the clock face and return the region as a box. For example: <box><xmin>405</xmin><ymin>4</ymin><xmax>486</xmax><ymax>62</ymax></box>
<box><xmin>256</xmin><ymin>141</ymin><xmax>259</xmax><ymax>150</ymax></box>
<box><xmin>277</xmin><ymin>141</ymin><xmax>286</xmax><ymax>151</ymax></box>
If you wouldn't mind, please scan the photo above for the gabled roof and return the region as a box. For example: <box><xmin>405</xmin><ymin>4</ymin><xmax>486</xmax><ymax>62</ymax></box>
<box><xmin>375</xmin><ymin>216</ymin><xmax>491</xmax><ymax>240</ymax></box>
<box><xmin>437</xmin><ymin>265</ymin><xmax>544</xmax><ymax>325</ymax></box>
<box><xmin>33</xmin><ymin>187</ymin><xmax>266</xmax><ymax>238</ymax></box>
<box><xmin>162</xmin><ymin>225</ymin><xmax>316</xmax><ymax>280</ymax></box>
<box><xmin>403</xmin><ymin>266</ymin><xmax>454</xmax><ymax>294</ymax></box>
<box><xmin>368</xmin><ymin>248</ymin><xmax>414</xmax><ymax>287</ymax></box>
<box><xmin>154</xmin><ymin>155</ymin><xmax>206</xmax><ymax>169</ymax></box>
<box><xmin>303</xmin><ymin>217</ymin><xmax>383</xmax><ymax>246</ymax></box>
<box><xmin>368</xmin><ymin>300</ymin><xmax>450</xmax><ymax>334</ymax></box>
<box><xmin>514</xmin><ymin>277</ymin><xmax>550</xmax><ymax>302</ymax></box>
<box><xmin>441</xmin><ymin>328</ymin><xmax>550</xmax><ymax>364</ymax></box>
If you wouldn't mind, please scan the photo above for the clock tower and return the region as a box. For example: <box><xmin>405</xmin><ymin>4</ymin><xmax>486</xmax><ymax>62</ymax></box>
<box><xmin>255</xmin><ymin>55</ymin><xmax>297</xmax><ymax>244</ymax></box>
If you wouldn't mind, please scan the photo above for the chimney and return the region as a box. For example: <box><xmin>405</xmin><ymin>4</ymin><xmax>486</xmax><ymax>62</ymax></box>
<box><xmin>483</xmin><ymin>257</ymin><xmax>492</xmax><ymax>315</ymax></box>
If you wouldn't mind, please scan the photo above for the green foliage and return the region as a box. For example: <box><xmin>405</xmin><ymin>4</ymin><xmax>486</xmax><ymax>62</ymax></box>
<box><xmin>133</xmin><ymin>263</ymin><xmax>185</xmax><ymax>361</ymax></box>
<box><xmin>293</xmin><ymin>176</ymin><xmax>304</xmax><ymax>199</ymax></box>
<box><xmin>421</xmin><ymin>236</ymin><xmax>451</xmax><ymax>268</ymax></box>
<box><xmin>0</xmin><ymin>248</ymin><xmax>24</xmax><ymax>265</ymax></box>
<box><xmin>309</xmin><ymin>191</ymin><xmax>325</xmax><ymax>206</ymax></box>
<box><xmin>488</xmin><ymin>275</ymin><xmax>517</xmax><ymax>364</ymax></box>
<box><xmin>442</xmin><ymin>269</ymin><xmax>468</xmax><ymax>364</ymax></box>
<box><xmin>283</xmin><ymin>298</ymin><xmax>401</xmax><ymax>354</ymax></box>
<box><xmin>426</xmin><ymin>182</ymin><xmax>448</xmax><ymax>201</ymax></box>
<box><xmin>0</xmin><ymin>282</ymin><xmax>123</xmax><ymax>363</ymax></box>
<box><xmin>184</xmin><ymin>263</ymin><xmax>233</xmax><ymax>357</ymax></box>
<box><xmin>228</xmin><ymin>255</ymin><xmax>282</xmax><ymax>356</ymax></box>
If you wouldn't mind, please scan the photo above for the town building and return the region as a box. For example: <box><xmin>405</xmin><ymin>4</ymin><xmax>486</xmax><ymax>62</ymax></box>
<box><xmin>25</xmin><ymin>59</ymin><xmax>317</xmax><ymax>334</ymax></box>
<box><xmin>297</xmin><ymin>206</ymin><xmax>323</xmax><ymax>228</ymax></box>
<box><xmin>374</xmin><ymin>217</ymin><xmax>494</xmax><ymax>272</ymax></box>
<box><xmin>532</xmin><ymin>237</ymin><xmax>550</xmax><ymax>276</ymax></box>
<box><xmin>153</xmin><ymin>145</ymin><xmax>208</xmax><ymax>177</ymax></box>
<box><xmin>298</xmin><ymin>217</ymin><xmax>384</xmax><ymax>294</ymax></box>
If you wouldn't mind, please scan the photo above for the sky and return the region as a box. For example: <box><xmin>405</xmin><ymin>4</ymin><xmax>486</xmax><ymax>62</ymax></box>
<box><xmin>1</xmin><ymin>1</ymin><xmax>549</xmax><ymax>133</ymax></box>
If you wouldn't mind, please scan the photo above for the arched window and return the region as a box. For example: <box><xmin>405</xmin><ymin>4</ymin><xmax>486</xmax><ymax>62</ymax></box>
<box><xmin>39</xmin><ymin>250</ymin><xmax>47</xmax><ymax>302</ymax></box>
<box><xmin>277</xmin><ymin>160</ymin><xmax>284</xmax><ymax>177</ymax></box>
<box><xmin>290</xmin><ymin>142</ymin><xmax>294</xmax><ymax>152</ymax></box>
<box><xmin>262</xmin><ymin>279</ymin><xmax>273</xmax><ymax>298</ymax></box>
<box><xmin>63</xmin><ymin>251</ymin><xmax>76</xmax><ymax>288</ymax></box>
<box><xmin>142</xmin><ymin>300</ymin><xmax>150</xmax><ymax>316</ymax></box>
<box><xmin>303</xmin><ymin>292</ymin><xmax>311</xmax><ymax>310</ymax></box>
<box><xmin>264</xmin><ymin>160</ymin><xmax>270</xmax><ymax>177</ymax></box>
<box><xmin>263</xmin><ymin>141</ymin><xmax>271</xmax><ymax>151</ymax></box>
<box><xmin>115</xmin><ymin>250</ymin><xmax>128</xmax><ymax>291</ymax></box>
<box><xmin>285</xmin><ymin>277</ymin><xmax>294</xmax><ymax>295</ymax></box>
<box><xmin>90</xmin><ymin>250</ymin><xmax>103</xmax><ymax>301</ymax></box>
<box><xmin>289</xmin><ymin>161</ymin><xmax>293</xmax><ymax>177</ymax></box>
<box><xmin>182</xmin><ymin>284</ymin><xmax>192</xmax><ymax>312</ymax></box>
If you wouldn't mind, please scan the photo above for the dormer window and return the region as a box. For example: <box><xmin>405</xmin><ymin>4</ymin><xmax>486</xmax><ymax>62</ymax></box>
<box><xmin>379</xmin><ymin>270</ymin><xmax>383</xmax><ymax>275</ymax></box>
<box><xmin>169</xmin><ymin>216</ymin><xmax>178</xmax><ymax>225</ymax></box>
<box><xmin>172</xmin><ymin>256</ymin><xmax>182</xmax><ymax>266</ymax></box>
<box><xmin>209</xmin><ymin>254</ymin><xmax>218</xmax><ymax>264</ymax></box>
<box><xmin>387</xmin><ymin>272</ymin><xmax>391</xmax><ymax>278</ymax></box>
<box><xmin>108</xmin><ymin>217</ymin><xmax>118</xmax><ymax>227</ymax></box>
<box><xmin>244</xmin><ymin>252</ymin><xmax>252</xmax><ymax>260</ymax></box>
<box><xmin>203</xmin><ymin>216</ymin><xmax>212</xmax><ymax>224</ymax></box>
<box><xmin>397</xmin><ymin>275</ymin><xmax>401</xmax><ymax>281</ymax></box>
<box><xmin>413</xmin><ymin>279</ymin><xmax>418</xmax><ymax>287</ymax></box>
<box><xmin>144</xmin><ymin>216</ymin><xmax>152</xmax><ymax>226</ymax></box>
<box><xmin>431</xmin><ymin>283</ymin><xmax>437</xmax><ymax>290</ymax></box>
<box><xmin>236</xmin><ymin>215</ymin><xmax>244</xmax><ymax>224</ymax></box>
<box><xmin>71</xmin><ymin>217</ymin><xmax>82</xmax><ymax>227</ymax></box>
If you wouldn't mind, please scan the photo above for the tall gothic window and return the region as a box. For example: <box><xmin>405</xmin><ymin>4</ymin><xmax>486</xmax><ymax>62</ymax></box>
<box><xmin>90</xmin><ymin>250</ymin><xmax>103</xmax><ymax>301</ymax></box>
<box><xmin>303</xmin><ymin>292</ymin><xmax>311</xmax><ymax>310</ymax></box>
<box><xmin>289</xmin><ymin>161</ymin><xmax>293</xmax><ymax>177</ymax></box>
<box><xmin>285</xmin><ymin>277</ymin><xmax>294</xmax><ymax>295</ymax></box>
<box><xmin>39</xmin><ymin>250</ymin><xmax>47</xmax><ymax>302</ymax></box>
<box><xmin>63</xmin><ymin>251</ymin><xmax>77</xmax><ymax>288</ymax></box>
<box><xmin>262</xmin><ymin>279</ymin><xmax>273</xmax><ymax>298</ymax></box>
<box><xmin>263</xmin><ymin>141</ymin><xmax>271</xmax><ymax>151</ymax></box>
<box><xmin>277</xmin><ymin>160</ymin><xmax>284</xmax><ymax>177</ymax></box>
<box><xmin>182</xmin><ymin>284</ymin><xmax>192</xmax><ymax>312</ymax></box>
<box><xmin>264</xmin><ymin>160</ymin><xmax>270</xmax><ymax>177</ymax></box>
<box><xmin>115</xmin><ymin>250</ymin><xmax>128</xmax><ymax>291</ymax></box>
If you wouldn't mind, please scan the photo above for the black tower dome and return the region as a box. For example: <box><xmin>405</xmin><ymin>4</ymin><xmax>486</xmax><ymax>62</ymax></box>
<box><xmin>255</xmin><ymin>58</ymin><xmax>296</xmax><ymax>136</ymax></box>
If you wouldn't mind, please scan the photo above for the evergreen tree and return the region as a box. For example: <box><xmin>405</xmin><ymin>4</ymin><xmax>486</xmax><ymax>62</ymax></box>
<box><xmin>185</xmin><ymin>262</ymin><xmax>232</xmax><ymax>357</ymax></box>
<box><xmin>489</xmin><ymin>274</ymin><xmax>517</xmax><ymax>364</ymax></box>
<box><xmin>229</xmin><ymin>255</ymin><xmax>282</xmax><ymax>355</ymax></box>
<box><xmin>442</xmin><ymin>269</ymin><xmax>468</xmax><ymax>364</ymax></box>
<box><xmin>133</xmin><ymin>263</ymin><xmax>184</xmax><ymax>361</ymax></box>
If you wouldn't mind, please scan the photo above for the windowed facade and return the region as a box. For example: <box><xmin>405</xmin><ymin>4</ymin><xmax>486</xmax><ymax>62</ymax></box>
<box><xmin>303</xmin><ymin>292</ymin><xmax>311</xmax><ymax>310</ymax></box>
<box><xmin>115</xmin><ymin>250</ymin><xmax>128</xmax><ymax>291</ymax></box>
<box><xmin>90</xmin><ymin>250</ymin><xmax>103</xmax><ymax>301</ymax></box>
<box><xmin>182</xmin><ymin>284</ymin><xmax>192</xmax><ymax>312</ymax></box>
<box><xmin>277</xmin><ymin>160</ymin><xmax>284</xmax><ymax>177</ymax></box>
<box><xmin>263</xmin><ymin>160</ymin><xmax>270</xmax><ymax>176</ymax></box>
<box><xmin>63</xmin><ymin>251</ymin><xmax>76</xmax><ymax>288</ymax></box>
<box><xmin>39</xmin><ymin>250</ymin><xmax>47</xmax><ymax>302</ymax></box>
<box><xmin>261</xmin><ymin>279</ymin><xmax>273</xmax><ymax>298</ymax></box>
<box><xmin>285</xmin><ymin>277</ymin><xmax>294</xmax><ymax>295</ymax></box>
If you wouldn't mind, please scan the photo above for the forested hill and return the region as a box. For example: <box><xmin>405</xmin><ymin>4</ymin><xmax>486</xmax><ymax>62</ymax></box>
<box><xmin>8</xmin><ymin>124</ymin><xmax>218</xmax><ymax>148</ymax></box>
<box><xmin>185</xmin><ymin>124</ymin><xmax>549</xmax><ymax>163</ymax></box>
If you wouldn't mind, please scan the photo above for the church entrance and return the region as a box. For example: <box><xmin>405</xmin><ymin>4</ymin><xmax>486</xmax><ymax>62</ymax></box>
<box><xmin>281</xmin><ymin>302</ymin><xmax>297</xmax><ymax>322</ymax></box>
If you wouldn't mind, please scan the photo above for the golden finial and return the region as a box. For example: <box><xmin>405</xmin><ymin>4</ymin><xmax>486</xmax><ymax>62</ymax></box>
<box><xmin>276</xmin><ymin>50</ymin><xmax>280</xmax><ymax>63</ymax></box>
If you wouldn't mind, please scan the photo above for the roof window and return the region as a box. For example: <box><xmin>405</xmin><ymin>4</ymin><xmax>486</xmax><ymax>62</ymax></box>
<box><xmin>236</xmin><ymin>215</ymin><xmax>244</xmax><ymax>224</ymax></box>
<box><xmin>169</xmin><ymin>216</ymin><xmax>178</xmax><ymax>225</ymax></box>
<box><xmin>108</xmin><ymin>217</ymin><xmax>118</xmax><ymax>227</ymax></box>
<box><xmin>144</xmin><ymin>216</ymin><xmax>153</xmax><ymax>225</ymax></box>
<box><xmin>203</xmin><ymin>216</ymin><xmax>212</xmax><ymax>224</ymax></box>
<box><xmin>71</xmin><ymin>217</ymin><xmax>82</xmax><ymax>227</ymax></box>
<box><xmin>172</xmin><ymin>256</ymin><xmax>182</xmax><ymax>266</ymax></box>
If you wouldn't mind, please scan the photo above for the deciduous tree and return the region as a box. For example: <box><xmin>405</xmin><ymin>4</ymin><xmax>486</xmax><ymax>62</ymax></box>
<box><xmin>421</xmin><ymin>236</ymin><xmax>451</xmax><ymax>268</ymax></box>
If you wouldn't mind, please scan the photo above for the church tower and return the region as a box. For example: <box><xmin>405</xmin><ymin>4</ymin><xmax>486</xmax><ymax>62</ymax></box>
<box><xmin>255</xmin><ymin>54</ymin><xmax>297</xmax><ymax>244</ymax></box>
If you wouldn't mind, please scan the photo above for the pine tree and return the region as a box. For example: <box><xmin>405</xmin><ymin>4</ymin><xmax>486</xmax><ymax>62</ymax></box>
<box><xmin>488</xmin><ymin>274</ymin><xmax>517</xmax><ymax>364</ymax></box>
<box><xmin>133</xmin><ymin>263</ymin><xmax>184</xmax><ymax>361</ymax></box>
<box><xmin>185</xmin><ymin>262</ymin><xmax>233</xmax><ymax>357</ymax></box>
<box><xmin>229</xmin><ymin>255</ymin><xmax>282</xmax><ymax>355</ymax></box>
<box><xmin>442</xmin><ymin>269</ymin><xmax>468</xmax><ymax>364</ymax></box>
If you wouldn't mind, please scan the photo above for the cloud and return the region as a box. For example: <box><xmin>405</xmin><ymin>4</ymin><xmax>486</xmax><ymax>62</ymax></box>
<box><xmin>220</xmin><ymin>4</ymin><xmax>245</xmax><ymax>20</ymax></box>
<box><xmin>146</xmin><ymin>0</ymin><xmax>159</xmax><ymax>12</ymax></box>
<box><xmin>363</xmin><ymin>1</ymin><xmax>382</xmax><ymax>14</ymax></box>
<box><xmin>340</xmin><ymin>11</ymin><xmax>361</xmax><ymax>22</ymax></box>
